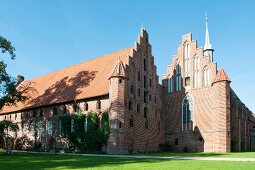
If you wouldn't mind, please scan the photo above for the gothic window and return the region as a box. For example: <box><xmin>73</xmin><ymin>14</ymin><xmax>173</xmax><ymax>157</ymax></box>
<box><xmin>184</xmin><ymin>43</ymin><xmax>190</xmax><ymax>76</ymax></box>
<box><xmin>203</xmin><ymin>66</ymin><xmax>210</xmax><ymax>87</ymax></box>
<box><xmin>175</xmin><ymin>61</ymin><xmax>182</xmax><ymax>91</ymax></box>
<box><xmin>168</xmin><ymin>77</ymin><xmax>173</xmax><ymax>93</ymax></box>
<box><xmin>194</xmin><ymin>55</ymin><xmax>200</xmax><ymax>88</ymax></box>
<box><xmin>182</xmin><ymin>95</ymin><xmax>194</xmax><ymax>131</ymax></box>
<box><xmin>144</xmin><ymin>58</ymin><xmax>147</xmax><ymax>71</ymax></box>
<box><xmin>144</xmin><ymin>107</ymin><xmax>148</xmax><ymax>118</ymax></box>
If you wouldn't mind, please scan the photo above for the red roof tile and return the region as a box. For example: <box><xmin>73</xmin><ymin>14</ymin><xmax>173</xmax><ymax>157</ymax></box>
<box><xmin>1</xmin><ymin>47</ymin><xmax>132</xmax><ymax>114</ymax></box>
<box><xmin>213</xmin><ymin>69</ymin><xmax>231</xmax><ymax>84</ymax></box>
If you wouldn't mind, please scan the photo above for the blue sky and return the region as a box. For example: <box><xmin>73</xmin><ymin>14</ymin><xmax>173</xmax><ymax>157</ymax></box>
<box><xmin>0</xmin><ymin>0</ymin><xmax>254</xmax><ymax>112</ymax></box>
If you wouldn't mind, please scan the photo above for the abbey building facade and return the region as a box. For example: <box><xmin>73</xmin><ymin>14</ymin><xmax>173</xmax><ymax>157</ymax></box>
<box><xmin>0</xmin><ymin>19</ymin><xmax>255</xmax><ymax>153</ymax></box>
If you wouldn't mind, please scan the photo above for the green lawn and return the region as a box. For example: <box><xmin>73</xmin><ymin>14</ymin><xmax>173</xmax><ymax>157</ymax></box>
<box><xmin>0</xmin><ymin>152</ymin><xmax>255</xmax><ymax>170</ymax></box>
<box><xmin>132</xmin><ymin>151</ymin><xmax>255</xmax><ymax>158</ymax></box>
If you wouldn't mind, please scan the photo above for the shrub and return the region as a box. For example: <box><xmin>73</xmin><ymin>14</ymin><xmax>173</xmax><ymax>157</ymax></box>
<box><xmin>159</xmin><ymin>141</ymin><xmax>173</xmax><ymax>151</ymax></box>
<box><xmin>183</xmin><ymin>146</ymin><xmax>188</xmax><ymax>152</ymax></box>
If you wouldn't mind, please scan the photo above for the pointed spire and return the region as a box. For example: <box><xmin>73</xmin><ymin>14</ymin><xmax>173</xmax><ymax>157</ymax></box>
<box><xmin>204</xmin><ymin>12</ymin><xmax>214</xmax><ymax>61</ymax></box>
<box><xmin>204</xmin><ymin>12</ymin><xmax>213</xmax><ymax>50</ymax></box>
<box><xmin>109</xmin><ymin>58</ymin><xmax>128</xmax><ymax>79</ymax></box>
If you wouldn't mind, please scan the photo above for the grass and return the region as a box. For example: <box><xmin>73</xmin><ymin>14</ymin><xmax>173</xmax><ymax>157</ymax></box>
<box><xmin>132</xmin><ymin>151</ymin><xmax>255</xmax><ymax>158</ymax></box>
<box><xmin>0</xmin><ymin>152</ymin><xmax>255</xmax><ymax>170</ymax></box>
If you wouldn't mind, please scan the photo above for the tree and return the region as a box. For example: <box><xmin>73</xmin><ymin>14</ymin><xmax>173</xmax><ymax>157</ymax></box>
<box><xmin>0</xmin><ymin>36</ymin><xmax>27</xmax><ymax>110</ymax></box>
<box><xmin>0</xmin><ymin>120</ymin><xmax>19</xmax><ymax>154</ymax></box>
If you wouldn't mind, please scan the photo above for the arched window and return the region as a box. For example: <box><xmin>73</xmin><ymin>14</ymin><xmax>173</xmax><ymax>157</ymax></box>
<box><xmin>175</xmin><ymin>61</ymin><xmax>182</xmax><ymax>91</ymax></box>
<box><xmin>184</xmin><ymin>43</ymin><xmax>190</xmax><ymax>75</ymax></box>
<box><xmin>193</xmin><ymin>55</ymin><xmax>200</xmax><ymax>88</ymax></box>
<box><xmin>182</xmin><ymin>95</ymin><xmax>194</xmax><ymax>131</ymax></box>
<box><xmin>203</xmin><ymin>66</ymin><xmax>210</xmax><ymax>87</ymax></box>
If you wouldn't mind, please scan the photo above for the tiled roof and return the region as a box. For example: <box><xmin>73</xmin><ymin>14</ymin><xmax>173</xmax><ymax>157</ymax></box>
<box><xmin>213</xmin><ymin>69</ymin><xmax>231</xmax><ymax>83</ymax></box>
<box><xmin>109</xmin><ymin>59</ymin><xmax>127</xmax><ymax>79</ymax></box>
<box><xmin>1</xmin><ymin>47</ymin><xmax>132</xmax><ymax>114</ymax></box>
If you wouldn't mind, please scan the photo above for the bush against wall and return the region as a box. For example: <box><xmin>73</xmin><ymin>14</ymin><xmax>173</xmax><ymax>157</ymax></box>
<box><xmin>61</xmin><ymin>111</ymin><xmax>110</xmax><ymax>152</ymax></box>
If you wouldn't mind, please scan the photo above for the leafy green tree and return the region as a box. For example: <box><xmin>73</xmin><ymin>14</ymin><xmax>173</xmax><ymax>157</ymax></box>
<box><xmin>0</xmin><ymin>36</ymin><xmax>27</xmax><ymax>110</ymax></box>
<box><xmin>61</xmin><ymin>111</ymin><xmax>110</xmax><ymax>153</ymax></box>
<box><xmin>0</xmin><ymin>120</ymin><xmax>19</xmax><ymax>136</ymax></box>
<box><xmin>0</xmin><ymin>120</ymin><xmax>19</xmax><ymax>154</ymax></box>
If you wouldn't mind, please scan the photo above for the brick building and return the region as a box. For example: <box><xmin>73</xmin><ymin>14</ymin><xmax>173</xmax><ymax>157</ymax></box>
<box><xmin>0</xmin><ymin>18</ymin><xmax>254</xmax><ymax>153</ymax></box>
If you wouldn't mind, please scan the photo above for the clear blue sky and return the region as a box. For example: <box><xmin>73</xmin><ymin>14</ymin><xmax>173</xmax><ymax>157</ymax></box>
<box><xmin>1</xmin><ymin>0</ymin><xmax>254</xmax><ymax>112</ymax></box>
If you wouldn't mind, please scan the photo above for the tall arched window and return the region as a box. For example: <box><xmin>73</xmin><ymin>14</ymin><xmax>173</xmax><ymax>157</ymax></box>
<box><xmin>184</xmin><ymin>43</ymin><xmax>190</xmax><ymax>76</ymax></box>
<box><xmin>175</xmin><ymin>61</ymin><xmax>182</xmax><ymax>91</ymax></box>
<box><xmin>168</xmin><ymin>77</ymin><xmax>173</xmax><ymax>93</ymax></box>
<box><xmin>203</xmin><ymin>66</ymin><xmax>210</xmax><ymax>87</ymax></box>
<box><xmin>193</xmin><ymin>55</ymin><xmax>200</xmax><ymax>88</ymax></box>
<box><xmin>182</xmin><ymin>95</ymin><xmax>194</xmax><ymax>131</ymax></box>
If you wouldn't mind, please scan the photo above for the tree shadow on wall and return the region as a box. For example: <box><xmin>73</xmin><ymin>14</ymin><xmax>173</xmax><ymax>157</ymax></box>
<box><xmin>27</xmin><ymin>70</ymin><xmax>98</xmax><ymax>107</ymax></box>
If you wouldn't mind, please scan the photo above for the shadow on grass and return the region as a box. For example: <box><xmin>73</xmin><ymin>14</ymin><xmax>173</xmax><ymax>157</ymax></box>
<box><xmin>0</xmin><ymin>152</ymin><xmax>171</xmax><ymax>170</ymax></box>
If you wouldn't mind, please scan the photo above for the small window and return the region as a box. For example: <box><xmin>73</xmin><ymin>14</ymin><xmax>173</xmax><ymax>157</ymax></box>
<box><xmin>144</xmin><ymin>76</ymin><xmax>146</xmax><ymax>88</ymax></box>
<box><xmin>84</xmin><ymin>102</ymin><xmax>88</xmax><ymax>111</ymax></box>
<box><xmin>149</xmin><ymin>78</ymin><xmax>152</xmax><ymax>87</ymax></box>
<box><xmin>39</xmin><ymin>109</ymin><xmax>43</xmax><ymax>117</ymax></box>
<box><xmin>15</xmin><ymin>114</ymin><xmax>17</xmax><ymax>120</ymax></box>
<box><xmin>128</xmin><ymin>101</ymin><xmax>132</xmax><ymax>111</ymax></box>
<box><xmin>130</xmin><ymin>85</ymin><xmax>133</xmax><ymax>94</ymax></box>
<box><xmin>144</xmin><ymin>107</ymin><xmax>148</xmax><ymax>118</ymax></box>
<box><xmin>138</xmin><ymin>88</ymin><xmax>141</xmax><ymax>97</ymax></box>
<box><xmin>129</xmin><ymin>115</ymin><xmax>134</xmax><ymax>127</ymax></box>
<box><xmin>9</xmin><ymin>115</ymin><xmax>11</xmax><ymax>120</ymax></box>
<box><xmin>144</xmin><ymin>91</ymin><xmax>147</xmax><ymax>103</ymax></box>
<box><xmin>185</xmin><ymin>77</ymin><xmax>190</xmax><ymax>86</ymax></box>
<box><xmin>158</xmin><ymin>121</ymin><xmax>160</xmax><ymax>133</ymax></box>
<box><xmin>137</xmin><ymin>103</ymin><xmax>140</xmax><ymax>113</ymax></box>
<box><xmin>119</xmin><ymin>121</ymin><xmax>122</xmax><ymax>128</ymax></box>
<box><xmin>73</xmin><ymin>104</ymin><xmax>77</xmax><ymax>113</ymax></box>
<box><xmin>119</xmin><ymin>79</ymin><xmax>122</xmax><ymax>84</ymax></box>
<box><xmin>144</xmin><ymin>58</ymin><xmax>147</xmax><ymax>71</ymax></box>
<box><xmin>63</xmin><ymin>105</ymin><xmax>67</xmax><ymax>114</ymax></box>
<box><xmin>53</xmin><ymin>107</ymin><xmax>58</xmax><ymax>115</ymax></box>
<box><xmin>5</xmin><ymin>115</ymin><xmax>6</xmax><ymax>120</ymax></box>
<box><xmin>97</xmin><ymin>100</ymin><xmax>101</xmax><ymax>110</ymax></box>
<box><xmin>145</xmin><ymin>119</ymin><xmax>148</xmax><ymax>129</ymax></box>
<box><xmin>175</xmin><ymin>138</ymin><xmax>179</xmax><ymax>145</ymax></box>
<box><xmin>33</xmin><ymin>110</ymin><xmax>36</xmax><ymax>117</ymax></box>
<box><xmin>137</xmin><ymin>71</ymin><xmax>141</xmax><ymax>81</ymax></box>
